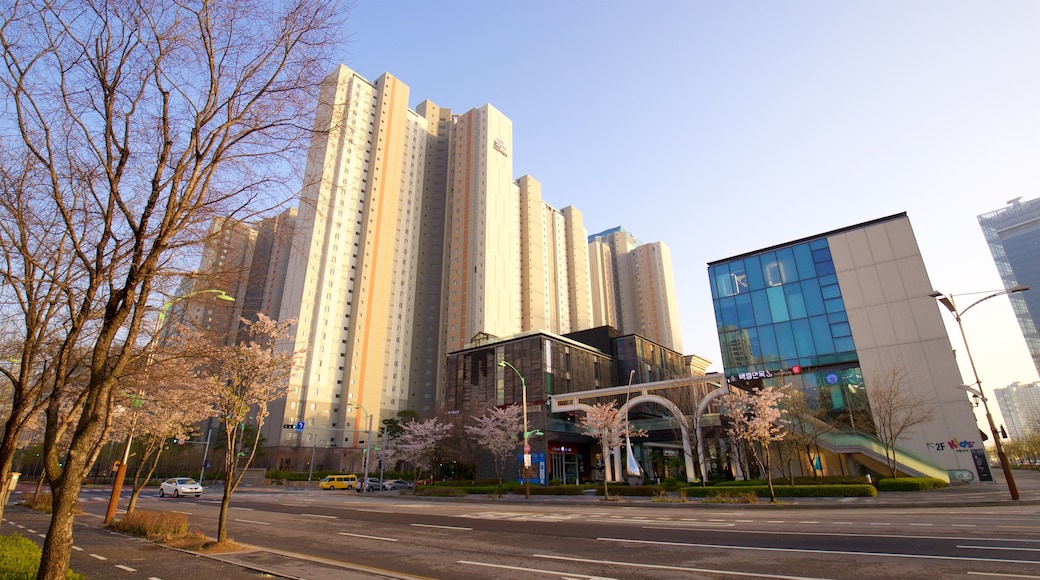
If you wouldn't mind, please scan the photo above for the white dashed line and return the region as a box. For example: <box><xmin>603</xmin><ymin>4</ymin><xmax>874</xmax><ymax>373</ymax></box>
<box><xmin>115</xmin><ymin>564</ymin><xmax>136</xmax><ymax>571</ymax></box>
<box><xmin>89</xmin><ymin>554</ymin><xmax>107</xmax><ymax>561</ymax></box>
<box><xmin>411</xmin><ymin>523</ymin><xmax>471</xmax><ymax>531</ymax></box>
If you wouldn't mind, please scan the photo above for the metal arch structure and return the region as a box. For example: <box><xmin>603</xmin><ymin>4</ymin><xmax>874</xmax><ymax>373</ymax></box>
<box><xmin>550</xmin><ymin>373</ymin><xmax>729</xmax><ymax>483</ymax></box>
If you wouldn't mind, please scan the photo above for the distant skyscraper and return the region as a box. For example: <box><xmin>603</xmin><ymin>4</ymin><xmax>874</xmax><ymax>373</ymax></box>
<box><xmin>979</xmin><ymin>197</ymin><xmax>1040</xmax><ymax>375</ymax></box>
<box><xmin>993</xmin><ymin>381</ymin><xmax>1040</xmax><ymax>440</ymax></box>
<box><xmin>588</xmin><ymin>227</ymin><xmax>682</xmax><ymax>352</ymax></box>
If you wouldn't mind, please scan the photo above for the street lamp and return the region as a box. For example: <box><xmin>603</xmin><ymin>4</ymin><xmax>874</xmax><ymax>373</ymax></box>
<box><xmin>498</xmin><ymin>360</ymin><xmax>542</xmax><ymax>500</ymax></box>
<box><xmin>104</xmin><ymin>288</ymin><xmax>235</xmax><ymax>524</ymax></box>
<box><xmin>930</xmin><ymin>285</ymin><xmax>1028</xmax><ymax>501</ymax></box>
<box><xmin>347</xmin><ymin>402</ymin><xmax>373</xmax><ymax>493</ymax></box>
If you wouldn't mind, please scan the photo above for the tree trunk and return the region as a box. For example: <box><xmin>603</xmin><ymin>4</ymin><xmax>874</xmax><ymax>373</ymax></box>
<box><xmin>37</xmin><ymin>477</ymin><xmax>82</xmax><ymax>579</ymax></box>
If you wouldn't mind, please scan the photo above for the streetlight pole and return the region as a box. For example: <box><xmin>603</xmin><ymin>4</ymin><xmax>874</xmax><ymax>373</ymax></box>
<box><xmin>105</xmin><ymin>289</ymin><xmax>235</xmax><ymax>524</ymax></box>
<box><xmin>498</xmin><ymin>360</ymin><xmax>542</xmax><ymax>501</ymax></box>
<box><xmin>348</xmin><ymin>402</ymin><xmax>373</xmax><ymax>492</ymax></box>
<box><xmin>930</xmin><ymin>285</ymin><xmax>1028</xmax><ymax>501</ymax></box>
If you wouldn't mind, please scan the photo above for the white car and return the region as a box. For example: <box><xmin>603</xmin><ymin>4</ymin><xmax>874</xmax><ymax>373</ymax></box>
<box><xmin>382</xmin><ymin>479</ymin><xmax>414</xmax><ymax>490</ymax></box>
<box><xmin>159</xmin><ymin>477</ymin><xmax>203</xmax><ymax>498</ymax></box>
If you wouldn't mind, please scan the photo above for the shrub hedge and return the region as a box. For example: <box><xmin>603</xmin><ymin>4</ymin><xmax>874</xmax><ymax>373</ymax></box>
<box><xmin>877</xmin><ymin>477</ymin><xmax>949</xmax><ymax>491</ymax></box>
<box><xmin>0</xmin><ymin>534</ymin><xmax>84</xmax><ymax>580</ymax></box>
<box><xmin>682</xmin><ymin>484</ymin><xmax>877</xmax><ymax>498</ymax></box>
<box><xmin>414</xmin><ymin>486</ymin><xmax>467</xmax><ymax>497</ymax></box>
<box><xmin>594</xmin><ymin>485</ymin><xmax>665</xmax><ymax>496</ymax></box>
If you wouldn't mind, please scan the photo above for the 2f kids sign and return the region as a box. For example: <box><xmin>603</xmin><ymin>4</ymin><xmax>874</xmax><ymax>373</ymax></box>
<box><xmin>927</xmin><ymin>438</ymin><xmax>977</xmax><ymax>452</ymax></box>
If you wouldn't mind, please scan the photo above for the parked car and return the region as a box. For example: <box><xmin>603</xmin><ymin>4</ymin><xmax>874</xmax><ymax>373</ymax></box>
<box><xmin>159</xmin><ymin>477</ymin><xmax>203</xmax><ymax>498</ymax></box>
<box><xmin>318</xmin><ymin>474</ymin><xmax>358</xmax><ymax>490</ymax></box>
<box><xmin>357</xmin><ymin>477</ymin><xmax>382</xmax><ymax>492</ymax></box>
<box><xmin>382</xmin><ymin>479</ymin><xmax>414</xmax><ymax>490</ymax></box>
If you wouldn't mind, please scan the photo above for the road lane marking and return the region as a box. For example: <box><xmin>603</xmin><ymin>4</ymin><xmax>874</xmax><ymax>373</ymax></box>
<box><xmin>533</xmin><ymin>554</ymin><xmax>832</xmax><ymax>580</ymax></box>
<box><xmin>411</xmin><ymin>523</ymin><xmax>471</xmax><ymax>531</ymax></box>
<box><xmin>115</xmin><ymin>565</ymin><xmax>136</xmax><ymax>571</ymax></box>
<box><xmin>967</xmin><ymin>572</ymin><xmax>1040</xmax><ymax>578</ymax></box>
<box><xmin>72</xmin><ymin>546</ymin><xmax>83</xmax><ymax>551</ymax></box>
<box><xmin>340</xmin><ymin>532</ymin><xmax>398</xmax><ymax>542</ymax></box>
<box><xmin>637</xmin><ymin>526</ymin><xmax>1040</xmax><ymax>544</ymax></box>
<box><xmin>958</xmin><ymin>545</ymin><xmax>1040</xmax><ymax>553</ymax></box>
<box><xmin>460</xmin><ymin>559</ymin><xmax>617</xmax><ymax>579</ymax></box>
<box><xmin>598</xmin><ymin>537</ymin><xmax>1040</xmax><ymax>565</ymax></box>
<box><xmin>234</xmin><ymin>519</ymin><xmax>270</xmax><ymax>526</ymax></box>
<box><xmin>89</xmin><ymin>554</ymin><xmax>107</xmax><ymax>560</ymax></box>
<box><xmin>300</xmin><ymin>513</ymin><xmax>337</xmax><ymax>519</ymax></box>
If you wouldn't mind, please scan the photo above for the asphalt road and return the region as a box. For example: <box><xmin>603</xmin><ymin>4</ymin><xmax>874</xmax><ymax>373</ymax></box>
<box><xmin>6</xmin><ymin>472</ymin><xmax>1040</xmax><ymax>580</ymax></box>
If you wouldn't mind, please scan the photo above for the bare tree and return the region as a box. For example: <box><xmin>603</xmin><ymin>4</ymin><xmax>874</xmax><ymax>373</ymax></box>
<box><xmin>396</xmin><ymin>418</ymin><xmax>451</xmax><ymax>483</ymax></box>
<box><xmin>465</xmin><ymin>405</ymin><xmax>522</xmax><ymax>495</ymax></box>
<box><xmin>0</xmin><ymin>1</ymin><xmax>343</xmax><ymax>575</ymax></box>
<box><xmin>720</xmin><ymin>385</ymin><xmax>788</xmax><ymax>502</ymax></box>
<box><xmin>204</xmin><ymin>314</ymin><xmax>299</xmax><ymax>543</ymax></box>
<box><xmin>579</xmin><ymin>402</ymin><xmax>646</xmax><ymax>500</ymax></box>
<box><xmin>867</xmin><ymin>366</ymin><xmax>937</xmax><ymax>478</ymax></box>
<box><xmin>783</xmin><ymin>387</ymin><xmax>836</xmax><ymax>480</ymax></box>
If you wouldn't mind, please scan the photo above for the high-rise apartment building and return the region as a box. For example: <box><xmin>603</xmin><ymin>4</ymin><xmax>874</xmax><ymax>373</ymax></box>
<box><xmin>267</xmin><ymin>66</ymin><xmax>425</xmax><ymax>455</ymax></box>
<box><xmin>979</xmin><ymin>197</ymin><xmax>1040</xmax><ymax>376</ymax></box>
<box><xmin>994</xmin><ymin>381</ymin><xmax>1040</xmax><ymax>440</ymax></box>
<box><xmin>248</xmin><ymin>65</ymin><xmax>688</xmax><ymax>471</ymax></box>
<box><xmin>588</xmin><ymin>227</ymin><xmax>682</xmax><ymax>352</ymax></box>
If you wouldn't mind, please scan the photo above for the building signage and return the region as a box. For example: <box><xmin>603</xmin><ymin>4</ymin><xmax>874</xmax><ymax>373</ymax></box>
<box><xmin>927</xmin><ymin>438</ymin><xmax>977</xmax><ymax>451</ymax></box>
<box><xmin>971</xmin><ymin>448</ymin><xmax>994</xmax><ymax>482</ymax></box>
<box><xmin>493</xmin><ymin>137</ymin><xmax>508</xmax><ymax>156</ymax></box>
<box><xmin>729</xmin><ymin>370</ymin><xmax>773</xmax><ymax>382</ymax></box>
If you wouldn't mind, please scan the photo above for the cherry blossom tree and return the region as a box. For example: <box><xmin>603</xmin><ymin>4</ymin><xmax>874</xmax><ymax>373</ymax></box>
<box><xmin>203</xmin><ymin>314</ymin><xmax>300</xmax><ymax>542</ymax></box>
<box><xmin>396</xmin><ymin>418</ymin><xmax>451</xmax><ymax>483</ymax></box>
<box><xmin>580</xmin><ymin>402</ymin><xmax>646</xmax><ymax>500</ymax></box>
<box><xmin>465</xmin><ymin>405</ymin><xmax>522</xmax><ymax>495</ymax></box>
<box><xmin>720</xmin><ymin>385</ymin><xmax>789</xmax><ymax>502</ymax></box>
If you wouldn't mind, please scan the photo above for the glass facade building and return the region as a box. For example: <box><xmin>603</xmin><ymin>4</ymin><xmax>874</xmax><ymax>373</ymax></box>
<box><xmin>709</xmin><ymin>237</ymin><xmax>873</xmax><ymax>434</ymax></box>
<box><xmin>708</xmin><ymin>213</ymin><xmax>983</xmax><ymax>482</ymax></box>
<box><xmin>979</xmin><ymin>198</ymin><xmax>1040</xmax><ymax>376</ymax></box>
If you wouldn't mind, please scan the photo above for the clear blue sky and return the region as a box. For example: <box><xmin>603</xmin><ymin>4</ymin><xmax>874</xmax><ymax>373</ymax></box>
<box><xmin>337</xmin><ymin>1</ymin><xmax>1040</xmax><ymax>402</ymax></box>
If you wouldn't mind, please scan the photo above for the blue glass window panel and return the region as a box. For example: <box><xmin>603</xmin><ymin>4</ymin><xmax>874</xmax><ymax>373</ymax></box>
<box><xmin>834</xmin><ymin>336</ymin><xmax>856</xmax><ymax>353</ymax></box>
<box><xmin>810</xmin><ymin>316</ymin><xmax>835</xmax><ymax>354</ymax></box>
<box><xmin>774</xmin><ymin>322</ymin><xmax>798</xmax><ymax>360</ymax></box>
<box><xmin>730</xmin><ymin>262</ymin><xmax>749</xmax><ymax>295</ymax></box>
<box><xmin>714</xmin><ymin>300</ymin><xmax>723</xmax><ymax>330</ymax></box>
<box><xmin>751</xmin><ymin>290</ymin><xmax>772</xmax><ymax>326</ymax></box>
<box><xmin>824</xmin><ymin>297</ymin><xmax>846</xmax><ymax>314</ymax></box>
<box><xmin>827</xmin><ymin>311</ymin><xmax>848</xmax><ymax>323</ymax></box>
<box><xmin>735</xmin><ymin>293</ymin><xmax>756</xmax><ymax>327</ymax></box>
<box><xmin>791</xmin><ymin>318</ymin><xmax>815</xmax><ymax>357</ymax></box>
<box><xmin>760</xmin><ymin>251</ymin><xmax>783</xmax><ymax>287</ymax></box>
<box><xmin>757</xmin><ymin>325</ymin><xmax>778</xmax><ymax>362</ymax></box>
<box><xmin>712</xmin><ymin>264</ymin><xmax>735</xmax><ymax>298</ymax></box>
<box><xmin>819</xmin><ymin>274</ymin><xmax>838</xmax><ymax>286</ymax></box>
<box><xmin>745</xmin><ymin>327</ymin><xmax>760</xmax><ymax>361</ymax></box>
<box><xmin>810</xmin><ymin>238</ymin><xmax>828</xmax><ymax>250</ymax></box>
<box><xmin>719</xmin><ymin>296</ymin><xmax>737</xmax><ymax>328</ymax></box>
<box><xmin>776</xmin><ymin>248</ymin><xmax>798</xmax><ymax>283</ymax></box>
<box><xmin>785</xmin><ymin>282</ymin><xmax>807</xmax><ymax>319</ymax></box>
<box><xmin>767</xmin><ymin>286</ymin><xmax>790</xmax><ymax>322</ymax></box>
<box><xmin>831</xmin><ymin>322</ymin><xmax>851</xmax><ymax>338</ymax></box>
<box><xmin>821</xmin><ymin>284</ymin><xmax>842</xmax><ymax>299</ymax></box>
<box><xmin>801</xmin><ymin>278</ymin><xmax>825</xmax><ymax>316</ymax></box>
<box><xmin>830</xmin><ymin>385</ymin><xmax>847</xmax><ymax>410</ymax></box>
<box><xmin>815</xmin><ymin>259</ymin><xmax>836</xmax><ymax>276</ymax></box>
<box><xmin>793</xmin><ymin>244</ymin><xmax>815</xmax><ymax>281</ymax></box>
<box><xmin>812</xmin><ymin>247</ymin><xmax>832</xmax><ymax>264</ymax></box>
<box><xmin>744</xmin><ymin>255</ymin><xmax>764</xmax><ymax>290</ymax></box>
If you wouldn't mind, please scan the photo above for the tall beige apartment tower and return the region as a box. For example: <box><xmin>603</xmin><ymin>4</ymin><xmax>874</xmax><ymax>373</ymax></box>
<box><xmin>589</xmin><ymin>227</ymin><xmax>683</xmax><ymax>352</ymax></box>
<box><xmin>266</xmin><ymin>65</ymin><xmax>426</xmax><ymax>457</ymax></box>
<box><xmin>516</xmin><ymin>175</ymin><xmax>593</xmax><ymax>335</ymax></box>
<box><xmin>441</xmin><ymin>104</ymin><xmax>521</xmax><ymax>352</ymax></box>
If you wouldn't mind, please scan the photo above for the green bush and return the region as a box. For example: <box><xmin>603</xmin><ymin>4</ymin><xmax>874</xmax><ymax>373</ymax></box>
<box><xmin>594</xmin><ymin>485</ymin><xmax>665</xmax><ymax>496</ymax></box>
<box><xmin>714</xmin><ymin>479</ymin><xmax>767</xmax><ymax>487</ymax></box>
<box><xmin>877</xmin><ymin>477</ymin><xmax>949</xmax><ymax>491</ymax></box>
<box><xmin>0</xmin><ymin>534</ymin><xmax>85</xmax><ymax>580</ymax></box>
<box><xmin>415</xmin><ymin>486</ymin><xmax>467</xmax><ymax>497</ymax></box>
<box><xmin>661</xmin><ymin>477</ymin><xmax>680</xmax><ymax>491</ymax></box>
<box><xmin>682</xmin><ymin>484</ymin><xmax>877</xmax><ymax>498</ymax></box>
<box><xmin>524</xmin><ymin>485</ymin><xmax>585</xmax><ymax>496</ymax></box>
<box><xmin>712</xmin><ymin>475</ymin><xmax>870</xmax><ymax>487</ymax></box>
